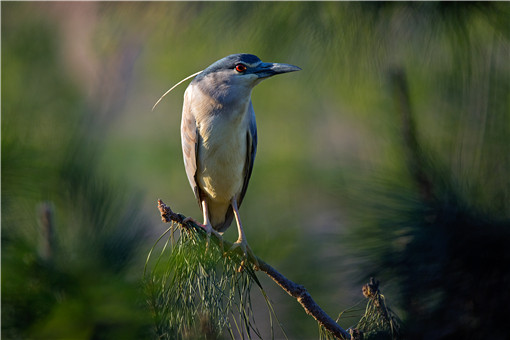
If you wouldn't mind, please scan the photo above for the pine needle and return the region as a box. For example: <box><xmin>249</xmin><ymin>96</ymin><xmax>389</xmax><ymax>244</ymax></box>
<box><xmin>144</xmin><ymin>219</ymin><xmax>285</xmax><ymax>339</ymax></box>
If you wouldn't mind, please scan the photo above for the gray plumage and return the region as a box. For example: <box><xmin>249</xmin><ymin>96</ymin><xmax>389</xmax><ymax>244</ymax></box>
<box><xmin>180</xmin><ymin>53</ymin><xmax>300</xmax><ymax>239</ymax></box>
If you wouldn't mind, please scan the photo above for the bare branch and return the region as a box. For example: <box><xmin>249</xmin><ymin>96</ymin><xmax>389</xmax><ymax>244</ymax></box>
<box><xmin>258</xmin><ymin>260</ymin><xmax>351</xmax><ymax>339</ymax></box>
<box><xmin>156</xmin><ymin>199</ymin><xmax>351</xmax><ymax>340</ymax></box>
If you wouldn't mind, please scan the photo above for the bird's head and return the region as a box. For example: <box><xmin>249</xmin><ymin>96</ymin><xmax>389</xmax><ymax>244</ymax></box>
<box><xmin>194</xmin><ymin>54</ymin><xmax>301</xmax><ymax>93</ymax></box>
<box><xmin>152</xmin><ymin>54</ymin><xmax>300</xmax><ymax>111</ymax></box>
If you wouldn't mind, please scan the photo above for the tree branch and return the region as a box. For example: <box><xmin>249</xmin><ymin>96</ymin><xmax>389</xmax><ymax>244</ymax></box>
<box><xmin>157</xmin><ymin>199</ymin><xmax>351</xmax><ymax>340</ymax></box>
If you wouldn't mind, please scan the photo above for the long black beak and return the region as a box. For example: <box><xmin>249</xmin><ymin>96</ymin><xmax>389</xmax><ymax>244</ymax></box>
<box><xmin>252</xmin><ymin>62</ymin><xmax>301</xmax><ymax>78</ymax></box>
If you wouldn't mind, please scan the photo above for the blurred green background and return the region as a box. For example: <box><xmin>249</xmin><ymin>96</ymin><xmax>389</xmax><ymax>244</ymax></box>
<box><xmin>2</xmin><ymin>2</ymin><xmax>509</xmax><ymax>339</ymax></box>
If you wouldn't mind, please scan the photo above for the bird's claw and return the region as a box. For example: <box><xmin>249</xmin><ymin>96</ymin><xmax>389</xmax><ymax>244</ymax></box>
<box><xmin>183</xmin><ymin>217</ymin><xmax>224</xmax><ymax>252</ymax></box>
<box><xmin>205</xmin><ymin>228</ymin><xmax>224</xmax><ymax>252</ymax></box>
<box><xmin>228</xmin><ymin>239</ymin><xmax>259</xmax><ymax>271</ymax></box>
<box><xmin>182</xmin><ymin>216</ymin><xmax>201</xmax><ymax>228</ymax></box>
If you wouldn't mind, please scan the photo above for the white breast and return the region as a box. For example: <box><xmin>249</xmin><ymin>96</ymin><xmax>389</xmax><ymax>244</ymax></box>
<box><xmin>191</xmin><ymin>85</ymin><xmax>251</xmax><ymax>204</ymax></box>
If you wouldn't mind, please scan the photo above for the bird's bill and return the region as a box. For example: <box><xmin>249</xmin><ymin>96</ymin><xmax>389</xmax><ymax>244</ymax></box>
<box><xmin>252</xmin><ymin>62</ymin><xmax>301</xmax><ymax>78</ymax></box>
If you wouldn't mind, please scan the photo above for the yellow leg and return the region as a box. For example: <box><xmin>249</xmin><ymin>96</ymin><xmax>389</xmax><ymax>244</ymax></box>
<box><xmin>183</xmin><ymin>200</ymin><xmax>223</xmax><ymax>249</ymax></box>
<box><xmin>229</xmin><ymin>198</ymin><xmax>259</xmax><ymax>268</ymax></box>
<box><xmin>201</xmin><ymin>200</ymin><xmax>223</xmax><ymax>249</ymax></box>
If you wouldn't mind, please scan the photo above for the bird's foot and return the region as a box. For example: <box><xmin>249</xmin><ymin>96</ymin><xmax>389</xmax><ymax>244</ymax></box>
<box><xmin>182</xmin><ymin>216</ymin><xmax>202</xmax><ymax>228</ymax></box>
<box><xmin>228</xmin><ymin>238</ymin><xmax>259</xmax><ymax>271</ymax></box>
<box><xmin>206</xmin><ymin>226</ymin><xmax>224</xmax><ymax>252</ymax></box>
<box><xmin>182</xmin><ymin>217</ymin><xmax>223</xmax><ymax>251</ymax></box>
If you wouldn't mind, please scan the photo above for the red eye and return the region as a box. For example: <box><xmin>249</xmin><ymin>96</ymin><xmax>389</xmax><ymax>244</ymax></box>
<box><xmin>235</xmin><ymin>64</ymin><xmax>247</xmax><ymax>73</ymax></box>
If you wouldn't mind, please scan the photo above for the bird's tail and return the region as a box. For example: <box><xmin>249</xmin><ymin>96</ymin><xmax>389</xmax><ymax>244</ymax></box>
<box><xmin>208</xmin><ymin>201</ymin><xmax>234</xmax><ymax>233</ymax></box>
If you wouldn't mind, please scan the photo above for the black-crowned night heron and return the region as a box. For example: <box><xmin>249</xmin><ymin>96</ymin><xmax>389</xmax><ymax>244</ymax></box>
<box><xmin>180</xmin><ymin>53</ymin><xmax>300</xmax><ymax>261</ymax></box>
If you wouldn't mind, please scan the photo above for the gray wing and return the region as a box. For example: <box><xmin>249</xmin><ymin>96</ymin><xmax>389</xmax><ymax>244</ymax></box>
<box><xmin>238</xmin><ymin>101</ymin><xmax>258</xmax><ymax>208</ymax></box>
<box><xmin>180</xmin><ymin>86</ymin><xmax>201</xmax><ymax>205</ymax></box>
<box><xmin>217</xmin><ymin>102</ymin><xmax>257</xmax><ymax>232</ymax></box>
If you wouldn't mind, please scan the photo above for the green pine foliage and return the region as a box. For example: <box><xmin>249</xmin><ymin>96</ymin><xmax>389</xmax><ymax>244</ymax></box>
<box><xmin>144</xmin><ymin>223</ymin><xmax>284</xmax><ymax>340</ymax></box>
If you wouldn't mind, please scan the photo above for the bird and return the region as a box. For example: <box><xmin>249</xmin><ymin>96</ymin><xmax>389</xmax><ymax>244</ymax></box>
<box><xmin>180</xmin><ymin>53</ymin><xmax>301</xmax><ymax>262</ymax></box>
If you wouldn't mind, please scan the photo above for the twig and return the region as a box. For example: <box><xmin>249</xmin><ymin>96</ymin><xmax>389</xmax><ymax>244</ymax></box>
<box><xmin>257</xmin><ymin>260</ymin><xmax>351</xmax><ymax>339</ymax></box>
<box><xmin>156</xmin><ymin>199</ymin><xmax>351</xmax><ymax>340</ymax></box>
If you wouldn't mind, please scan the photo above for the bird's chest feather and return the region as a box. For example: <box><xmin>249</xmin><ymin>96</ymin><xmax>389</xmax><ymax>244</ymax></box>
<box><xmin>194</xmin><ymin>100</ymin><xmax>250</xmax><ymax>202</ymax></box>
